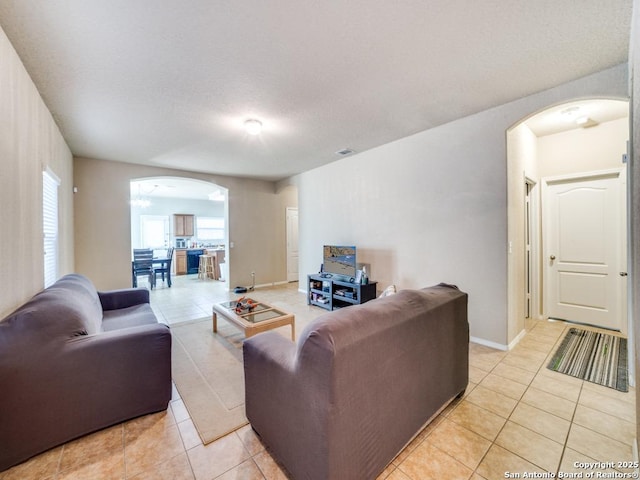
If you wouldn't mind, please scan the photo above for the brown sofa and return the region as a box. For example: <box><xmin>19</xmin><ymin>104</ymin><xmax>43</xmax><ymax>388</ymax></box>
<box><xmin>0</xmin><ymin>274</ymin><xmax>172</xmax><ymax>472</ymax></box>
<box><xmin>243</xmin><ymin>283</ymin><xmax>468</xmax><ymax>480</ymax></box>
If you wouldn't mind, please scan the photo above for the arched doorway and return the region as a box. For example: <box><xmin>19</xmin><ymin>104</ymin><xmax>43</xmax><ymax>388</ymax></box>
<box><xmin>506</xmin><ymin>98</ymin><xmax>629</xmax><ymax>346</ymax></box>
<box><xmin>129</xmin><ymin>176</ymin><xmax>229</xmax><ymax>286</ymax></box>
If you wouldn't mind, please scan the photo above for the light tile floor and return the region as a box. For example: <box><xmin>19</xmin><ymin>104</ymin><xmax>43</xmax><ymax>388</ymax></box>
<box><xmin>1</xmin><ymin>275</ymin><xmax>635</xmax><ymax>480</ymax></box>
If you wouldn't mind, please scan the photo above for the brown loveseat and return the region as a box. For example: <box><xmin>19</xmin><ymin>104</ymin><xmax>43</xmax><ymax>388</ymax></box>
<box><xmin>243</xmin><ymin>283</ymin><xmax>468</xmax><ymax>480</ymax></box>
<box><xmin>0</xmin><ymin>274</ymin><xmax>172</xmax><ymax>472</ymax></box>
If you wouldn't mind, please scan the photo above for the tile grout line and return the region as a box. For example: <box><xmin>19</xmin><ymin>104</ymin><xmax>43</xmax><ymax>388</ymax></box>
<box><xmin>469</xmin><ymin>348</ymin><xmax>525</xmax><ymax>479</ymax></box>
<box><xmin>170</xmin><ymin>401</ymin><xmax>199</xmax><ymax>480</ymax></box>
<box><xmin>505</xmin><ymin>323</ymin><xmax>571</xmax><ymax>475</ymax></box>
<box><xmin>555</xmin><ymin>380</ymin><xmax>585</xmax><ymax>477</ymax></box>
<box><xmin>470</xmin><ymin>322</ymin><xmax>570</xmax><ymax>477</ymax></box>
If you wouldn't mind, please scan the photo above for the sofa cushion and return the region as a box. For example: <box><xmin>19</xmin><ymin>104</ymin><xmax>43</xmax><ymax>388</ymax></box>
<box><xmin>101</xmin><ymin>304</ymin><xmax>158</xmax><ymax>331</ymax></box>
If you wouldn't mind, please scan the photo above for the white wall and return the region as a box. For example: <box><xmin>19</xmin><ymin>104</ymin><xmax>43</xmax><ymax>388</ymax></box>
<box><xmin>74</xmin><ymin>157</ymin><xmax>297</xmax><ymax>290</ymax></box>
<box><xmin>289</xmin><ymin>64</ymin><xmax>628</xmax><ymax>347</ymax></box>
<box><xmin>538</xmin><ymin>117</ymin><xmax>629</xmax><ymax>177</ymax></box>
<box><xmin>0</xmin><ymin>26</ymin><xmax>74</xmax><ymax>319</ymax></box>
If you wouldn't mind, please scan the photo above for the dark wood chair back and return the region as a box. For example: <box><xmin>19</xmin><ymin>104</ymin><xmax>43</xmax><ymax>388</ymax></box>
<box><xmin>154</xmin><ymin>248</ymin><xmax>174</xmax><ymax>287</ymax></box>
<box><xmin>132</xmin><ymin>249</ymin><xmax>155</xmax><ymax>288</ymax></box>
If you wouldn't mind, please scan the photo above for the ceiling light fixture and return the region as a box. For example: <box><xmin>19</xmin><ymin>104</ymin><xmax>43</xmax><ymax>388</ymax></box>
<box><xmin>129</xmin><ymin>183</ymin><xmax>153</xmax><ymax>208</ymax></box>
<box><xmin>244</xmin><ymin>119</ymin><xmax>263</xmax><ymax>135</ymax></box>
<box><xmin>130</xmin><ymin>198</ymin><xmax>151</xmax><ymax>208</ymax></box>
<box><xmin>560</xmin><ymin>106</ymin><xmax>580</xmax><ymax>118</ymax></box>
<box><xmin>575</xmin><ymin>116</ymin><xmax>589</xmax><ymax>126</ymax></box>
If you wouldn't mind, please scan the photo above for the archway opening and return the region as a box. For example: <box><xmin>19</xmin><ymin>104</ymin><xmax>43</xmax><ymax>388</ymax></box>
<box><xmin>129</xmin><ymin>176</ymin><xmax>229</xmax><ymax>288</ymax></box>
<box><xmin>506</xmin><ymin>98</ymin><xmax>629</xmax><ymax>347</ymax></box>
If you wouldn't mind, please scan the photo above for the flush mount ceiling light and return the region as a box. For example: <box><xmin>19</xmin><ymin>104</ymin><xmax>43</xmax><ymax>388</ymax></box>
<box><xmin>560</xmin><ymin>106</ymin><xmax>581</xmax><ymax>118</ymax></box>
<box><xmin>244</xmin><ymin>119</ymin><xmax>263</xmax><ymax>135</ymax></box>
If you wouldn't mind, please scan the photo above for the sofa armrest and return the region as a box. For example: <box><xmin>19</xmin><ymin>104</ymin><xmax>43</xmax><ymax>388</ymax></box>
<box><xmin>98</xmin><ymin>288</ymin><xmax>149</xmax><ymax>310</ymax></box>
<box><xmin>62</xmin><ymin>323</ymin><xmax>172</xmax><ymax>412</ymax></box>
<box><xmin>244</xmin><ymin>332</ymin><xmax>332</xmax><ymax>479</ymax></box>
<box><xmin>244</xmin><ymin>332</ymin><xmax>297</xmax><ymax>374</ymax></box>
<box><xmin>0</xmin><ymin>323</ymin><xmax>172</xmax><ymax>470</ymax></box>
<box><xmin>243</xmin><ymin>332</ymin><xmax>300</xmax><ymax>417</ymax></box>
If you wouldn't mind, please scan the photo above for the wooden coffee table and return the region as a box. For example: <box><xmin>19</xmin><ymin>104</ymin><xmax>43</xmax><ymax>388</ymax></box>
<box><xmin>212</xmin><ymin>299</ymin><xmax>295</xmax><ymax>340</ymax></box>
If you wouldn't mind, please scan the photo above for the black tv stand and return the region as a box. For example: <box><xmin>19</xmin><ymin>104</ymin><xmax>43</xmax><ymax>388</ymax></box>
<box><xmin>307</xmin><ymin>274</ymin><xmax>377</xmax><ymax>311</ymax></box>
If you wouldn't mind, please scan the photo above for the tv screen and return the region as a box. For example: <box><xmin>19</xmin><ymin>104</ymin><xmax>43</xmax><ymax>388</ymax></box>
<box><xmin>323</xmin><ymin>245</ymin><xmax>356</xmax><ymax>280</ymax></box>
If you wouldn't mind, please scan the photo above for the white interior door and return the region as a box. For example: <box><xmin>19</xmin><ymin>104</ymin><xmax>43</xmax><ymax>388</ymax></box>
<box><xmin>543</xmin><ymin>170</ymin><xmax>625</xmax><ymax>331</ymax></box>
<box><xmin>286</xmin><ymin>207</ymin><xmax>299</xmax><ymax>282</ymax></box>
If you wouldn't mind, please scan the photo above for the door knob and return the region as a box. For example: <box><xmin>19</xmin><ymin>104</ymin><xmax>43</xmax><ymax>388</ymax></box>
<box><xmin>550</xmin><ymin>255</ymin><xmax>556</xmax><ymax>261</ymax></box>
<box><xmin>620</xmin><ymin>272</ymin><xmax>628</xmax><ymax>276</ymax></box>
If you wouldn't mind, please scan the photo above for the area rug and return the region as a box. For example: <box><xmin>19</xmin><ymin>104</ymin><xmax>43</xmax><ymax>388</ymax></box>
<box><xmin>171</xmin><ymin>317</ymin><xmax>248</xmax><ymax>444</ymax></box>
<box><xmin>547</xmin><ymin>327</ymin><xmax>628</xmax><ymax>392</ymax></box>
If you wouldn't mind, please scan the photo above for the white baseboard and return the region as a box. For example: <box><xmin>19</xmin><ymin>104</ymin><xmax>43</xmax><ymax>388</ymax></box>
<box><xmin>227</xmin><ymin>280</ymin><xmax>289</xmax><ymax>292</ymax></box>
<box><xmin>252</xmin><ymin>280</ymin><xmax>289</xmax><ymax>289</ymax></box>
<box><xmin>508</xmin><ymin>329</ymin><xmax>527</xmax><ymax>350</ymax></box>
<box><xmin>470</xmin><ymin>336</ymin><xmax>508</xmax><ymax>351</ymax></box>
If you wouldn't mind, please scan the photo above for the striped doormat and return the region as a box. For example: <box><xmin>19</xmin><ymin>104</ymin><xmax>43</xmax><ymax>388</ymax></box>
<box><xmin>547</xmin><ymin>328</ymin><xmax>628</xmax><ymax>392</ymax></box>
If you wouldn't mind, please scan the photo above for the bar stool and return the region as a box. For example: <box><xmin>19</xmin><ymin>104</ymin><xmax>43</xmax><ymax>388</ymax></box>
<box><xmin>198</xmin><ymin>255</ymin><xmax>215</xmax><ymax>280</ymax></box>
<box><xmin>208</xmin><ymin>255</ymin><xmax>218</xmax><ymax>279</ymax></box>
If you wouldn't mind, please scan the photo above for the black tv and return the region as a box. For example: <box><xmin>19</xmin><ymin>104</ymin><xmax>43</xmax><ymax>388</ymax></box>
<box><xmin>323</xmin><ymin>245</ymin><xmax>356</xmax><ymax>281</ymax></box>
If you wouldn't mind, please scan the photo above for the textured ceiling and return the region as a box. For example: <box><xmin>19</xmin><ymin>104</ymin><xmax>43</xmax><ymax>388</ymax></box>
<box><xmin>0</xmin><ymin>0</ymin><xmax>632</xmax><ymax>181</ymax></box>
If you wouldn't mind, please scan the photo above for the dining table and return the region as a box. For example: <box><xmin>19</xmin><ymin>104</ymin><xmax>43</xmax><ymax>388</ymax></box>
<box><xmin>131</xmin><ymin>256</ymin><xmax>172</xmax><ymax>288</ymax></box>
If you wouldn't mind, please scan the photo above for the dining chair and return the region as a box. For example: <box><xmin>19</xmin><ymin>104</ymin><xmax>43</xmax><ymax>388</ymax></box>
<box><xmin>132</xmin><ymin>248</ymin><xmax>155</xmax><ymax>289</ymax></box>
<box><xmin>154</xmin><ymin>247</ymin><xmax>174</xmax><ymax>287</ymax></box>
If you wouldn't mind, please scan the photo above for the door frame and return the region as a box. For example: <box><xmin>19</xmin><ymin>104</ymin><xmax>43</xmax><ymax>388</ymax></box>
<box><xmin>524</xmin><ymin>177</ymin><xmax>541</xmax><ymax>322</ymax></box>
<box><xmin>541</xmin><ymin>167</ymin><xmax>627</xmax><ymax>335</ymax></box>
<box><xmin>286</xmin><ymin>207</ymin><xmax>299</xmax><ymax>282</ymax></box>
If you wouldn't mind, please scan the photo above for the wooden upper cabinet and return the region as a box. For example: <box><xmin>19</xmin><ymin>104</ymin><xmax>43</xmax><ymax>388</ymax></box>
<box><xmin>174</xmin><ymin>214</ymin><xmax>195</xmax><ymax>237</ymax></box>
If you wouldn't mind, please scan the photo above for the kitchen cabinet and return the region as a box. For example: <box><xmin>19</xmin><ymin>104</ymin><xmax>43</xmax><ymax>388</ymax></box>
<box><xmin>175</xmin><ymin>250</ymin><xmax>187</xmax><ymax>275</ymax></box>
<box><xmin>174</xmin><ymin>214</ymin><xmax>195</xmax><ymax>237</ymax></box>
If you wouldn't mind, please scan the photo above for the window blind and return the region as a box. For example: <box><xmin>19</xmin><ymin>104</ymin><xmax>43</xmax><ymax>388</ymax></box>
<box><xmin>43</xmin><ymin>169</ymin><xmax>60</xmax><ymax>288</ymax></box>
<box><xmin>196</xmin><ymin>216</ymin><xmax>225</xmax><ymax>240</ymax></box>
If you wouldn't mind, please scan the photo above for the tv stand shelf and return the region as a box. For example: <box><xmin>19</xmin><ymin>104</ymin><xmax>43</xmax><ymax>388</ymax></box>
<box><xmin>307</xmin><ymin>274</ymin><xmax>377</xmax><ymax>311</ymax></box>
